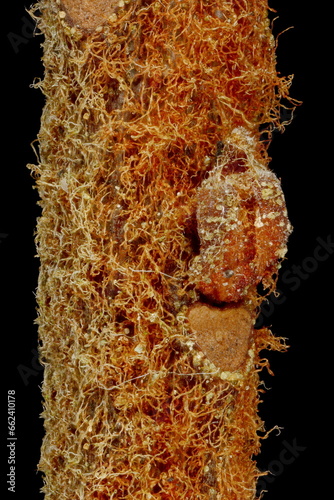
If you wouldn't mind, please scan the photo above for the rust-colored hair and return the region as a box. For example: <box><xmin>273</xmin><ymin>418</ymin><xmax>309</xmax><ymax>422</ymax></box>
<box><xmin>29</xmin><ymin>1</ymin><xmax>296</xmax><ymax>498</ymax></box>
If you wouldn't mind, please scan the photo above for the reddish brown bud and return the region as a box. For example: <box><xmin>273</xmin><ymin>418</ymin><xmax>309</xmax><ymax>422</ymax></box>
<box><xmin>189</xmin><ymin>128</ymin><xmax>292</xmax><ymax>302</ymax></box>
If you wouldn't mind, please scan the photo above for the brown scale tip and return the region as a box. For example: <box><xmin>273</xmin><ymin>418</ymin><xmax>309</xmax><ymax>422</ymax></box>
<box><xmin>187</xmin><ymin>303</ymin><xmax>253</xmax><ymax>372</ymax></box>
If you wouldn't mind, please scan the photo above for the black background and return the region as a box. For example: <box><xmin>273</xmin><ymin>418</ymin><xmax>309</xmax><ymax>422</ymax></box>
<box><xmin>1</xmin><ymin>1</ymin><xmax>332</xmax><ymax>499</ymax></box>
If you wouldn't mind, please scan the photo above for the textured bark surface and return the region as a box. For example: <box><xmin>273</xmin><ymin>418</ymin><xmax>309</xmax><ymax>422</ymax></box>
<box><xmin>187</xmin><ymin>304</ymin><xmax>253</xmax><ymax>372</ymax></box>
<box><xmin>29</xmin><ymin>1</ymin><xmax>294</xmax><ymax>498</ymax></box>
<box><xmin>60</xmin><ymin>0</ymin><xmax>123</xmax><ymax>30</ymax></box>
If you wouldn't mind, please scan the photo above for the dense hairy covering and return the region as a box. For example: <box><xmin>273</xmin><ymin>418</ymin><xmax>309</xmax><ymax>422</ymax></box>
<box><xmin>29</xmin><ymin>1</ymin><xmax>294</xmax><ymax>498</ymax></box>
